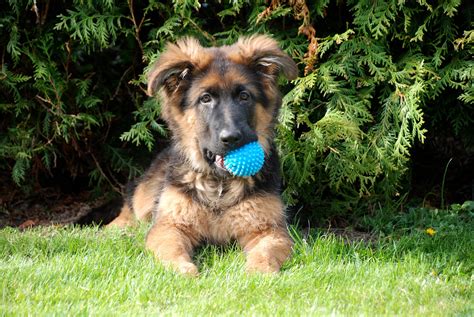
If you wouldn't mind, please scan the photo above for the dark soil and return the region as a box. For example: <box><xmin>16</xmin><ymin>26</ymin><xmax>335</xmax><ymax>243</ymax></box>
<box><xmin>0</xmin><ymin>180</ymin><xmax>121</xmax><ymax>229</ymax></box>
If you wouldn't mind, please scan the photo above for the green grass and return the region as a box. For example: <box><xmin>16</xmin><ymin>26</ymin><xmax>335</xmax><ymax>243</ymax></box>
<box><xmin>1</xmin><ymin>206</ymin><xmax>473</xmax><ymax>316</ymax></box>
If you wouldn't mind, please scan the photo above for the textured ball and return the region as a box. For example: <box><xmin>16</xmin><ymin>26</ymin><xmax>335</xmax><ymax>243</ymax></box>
<box><xmin>224</xmin><ymin>141</ymin><xmax>265</xmax><ymax>177</ymax></box>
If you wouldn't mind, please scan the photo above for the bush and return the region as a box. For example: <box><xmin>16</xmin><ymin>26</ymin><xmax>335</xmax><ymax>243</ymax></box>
<box><xmin>1</xmin><ymin>1</ymin><xmax>472</xmax><ymax>218</ymax></box>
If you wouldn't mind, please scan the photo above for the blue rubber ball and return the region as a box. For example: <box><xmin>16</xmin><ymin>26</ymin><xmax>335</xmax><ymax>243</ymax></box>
<box><xmin>224</xmin><ymin>141</ymin><xmax>265</xmax><ymax>177</ymax></box>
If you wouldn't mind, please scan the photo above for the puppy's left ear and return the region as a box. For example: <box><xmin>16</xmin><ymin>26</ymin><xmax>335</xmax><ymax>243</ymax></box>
<box><xmin>237</xmin><ymin>35</ymin><xmax>298</xmax><ymax>80</ymax></box>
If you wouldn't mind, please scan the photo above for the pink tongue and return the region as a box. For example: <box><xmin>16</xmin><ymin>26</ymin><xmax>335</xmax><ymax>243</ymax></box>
<box><xmin>215</xmin><ymin>155</ymin><xmax>225</xmax><ymax>169</ymax></box>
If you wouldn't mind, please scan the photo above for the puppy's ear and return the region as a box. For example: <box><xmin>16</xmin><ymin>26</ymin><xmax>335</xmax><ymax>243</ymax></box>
<box><xmin>237</xmin><ymin>35</ymin><xmax>298</xmax><ymax>81</ymax></box>
<box><xmin>147</xmin><ymin>37</ymin><xmax>204</xmax><ymax>96</ymax></box>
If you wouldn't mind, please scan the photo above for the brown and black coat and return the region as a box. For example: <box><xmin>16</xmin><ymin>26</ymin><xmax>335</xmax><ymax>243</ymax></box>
<box><xmin>108</xmin><ymin>35</ymin><xmax>298</xmax><ymax>275</ymax></box>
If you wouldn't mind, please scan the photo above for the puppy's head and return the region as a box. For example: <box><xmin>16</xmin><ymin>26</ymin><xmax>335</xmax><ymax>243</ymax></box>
<box><xmin>147</xmin><ymin>35</ymin><xmax>297</xmax><ymax>175</ymax></box>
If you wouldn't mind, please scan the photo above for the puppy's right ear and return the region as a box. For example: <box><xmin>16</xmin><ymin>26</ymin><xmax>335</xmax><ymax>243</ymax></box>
<box><xmin>147</xmin><ymin>37</ymin><xmax>203</xmax><ymax>96</ymax></box>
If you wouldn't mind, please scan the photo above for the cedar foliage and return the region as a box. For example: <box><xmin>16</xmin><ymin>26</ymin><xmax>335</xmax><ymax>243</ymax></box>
<box><xmin>1</xmin><ymin>1</ymin><xmax>472</xmax><ymax>217</ymax></box>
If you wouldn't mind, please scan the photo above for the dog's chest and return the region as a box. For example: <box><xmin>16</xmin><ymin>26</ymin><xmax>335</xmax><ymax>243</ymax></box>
<box><xmin>182</xmin><ymin>172</ymin><xmax>254</xmax><ymax>211</ymax></box>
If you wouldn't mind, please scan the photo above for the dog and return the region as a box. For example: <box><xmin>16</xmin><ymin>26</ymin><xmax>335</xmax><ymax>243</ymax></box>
<box><xmin>108</xmin><ymin>35</ymin><xmax>298</xmax><ymax>275</ymax></box>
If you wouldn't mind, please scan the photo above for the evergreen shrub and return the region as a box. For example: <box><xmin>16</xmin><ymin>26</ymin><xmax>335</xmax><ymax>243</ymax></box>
<box><xmin>1</xmin><ymin>0</ymin><xmax>472</xmax><ymax>218</ymax></box>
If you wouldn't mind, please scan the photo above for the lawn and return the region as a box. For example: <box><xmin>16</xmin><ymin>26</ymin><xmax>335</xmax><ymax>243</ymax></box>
<box><xmin>1</xmin><ymin>206</ymin><xmax>472</xmax><ymax>316</ymax></box>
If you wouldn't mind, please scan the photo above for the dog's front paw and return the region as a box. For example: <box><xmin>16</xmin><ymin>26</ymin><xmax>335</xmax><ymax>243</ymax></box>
<box><xmin>162</xmin><ymin>260</ymin><xmax>199</xmax><ymax>276</ymax></box>
<box><xmin>105</xmin><ymin>218</ymin><xmax>134</xmax><ymax>228</ymax></box>
<box><xmin>245</xmin><ymin>256</ymin><xmax>280</xmax><ymax>274</ymax></box>
<box><xmin>176</xmin><ymin>261</ymin><xmax>199</xmax><ymax>276</ymax></box>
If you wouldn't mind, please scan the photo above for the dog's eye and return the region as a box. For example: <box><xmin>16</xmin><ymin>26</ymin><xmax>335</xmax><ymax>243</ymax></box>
<box><xmin>239</xmin><ymin>91</ymin><xmax>250</xmax><ymax>101</ymax></box>
<box><xmin>200</xmin><ymin>93</ymin><xmax>212</xmax><ymax>104</ymax></box>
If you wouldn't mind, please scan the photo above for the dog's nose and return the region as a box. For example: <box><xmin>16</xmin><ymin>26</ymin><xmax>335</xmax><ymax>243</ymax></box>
<box><xmin>219</xmin><ymin>129</ymin><xmax>242</xmax><ymax>147</ymax></box>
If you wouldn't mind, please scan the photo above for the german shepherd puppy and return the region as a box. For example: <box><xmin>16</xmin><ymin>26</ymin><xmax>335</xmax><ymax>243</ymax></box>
<box><xmin>108</xmin><ymin>35</ymin><xmax>298</xmax><ymax>275</ymax></box>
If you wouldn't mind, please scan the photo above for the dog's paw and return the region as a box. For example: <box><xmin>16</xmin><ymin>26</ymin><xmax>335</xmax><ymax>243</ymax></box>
<box><xmin>105</xmin><ymin>217</ymin><xmax>136</xmax><ymax>229</ymax></box>
<box><xmin>245</xmin><ymin>257</ymin><xmax>280</xmax><ymax>274</ymax></box>
<box><xmin>174</xmin><ymin>261</ymin><xmax>199</xmax><ymax>277</ymax></box>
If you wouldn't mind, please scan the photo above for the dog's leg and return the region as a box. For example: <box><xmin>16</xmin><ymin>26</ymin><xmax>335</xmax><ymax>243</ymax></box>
<box><xmin>226</xmin><ymin>194</ymin><xmax>293</xmax><ymax>273</ymax></box>
<box><xmin>146</xmin><ymin>221</ymin><xmax>199</xmax><ymax>276</ymax></box>
<box><xmin>239</xmin><ymin>228</ymin><xmax>293</xmax><ymax>273</ymax></box>
<box><xmin>106</xmin><ymin>182</ymin><xmax>156</xmax><ymax>228</ymax></box>
<box><xmin>106</xmin><ymin>204</ymin><xmax>136</xmax><ymax>228</ymax></box>
<box><xmin>145</xmin><ymin>186</ymin><xmax>204</xmax><ymax>276</ymax></box>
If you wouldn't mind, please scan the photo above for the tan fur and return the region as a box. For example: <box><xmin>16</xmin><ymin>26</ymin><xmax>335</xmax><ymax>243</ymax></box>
<box><xmin>131</xmin><ymin>183</ymin><xmax>155</xmax><ymax>221</ymax></box>
<box><xmin>145</xmin><ymin>185</ymin><xmax>292</xmax><ymax>275</ymax></box>
<box><xmin>228</xmin><ymin>35</ymin><xmax>298</xmax><ymax>80</ymax></box>
<box><xmin>107</xmin><ymin>183</ymin><xmax>155</xmax><ymax>227</ymax></box>
<box><xmin>110</xmin><ymin>35</ymin><xmax>298</xmax><ymax>275</ymax></box>
<box><xmin>179</xmin><ymin>170</ymin><xmax>253</xmax><ymax>211</ymax></box>
<box><xmin>145</xmin><ymin>186</ymin><xmax>202</xmax><ymax>275</ymax></box>
<box><xmin>193</xmin><ymin>68</ymin><xmax>254</xmax><ymax>92</ymax></box>
<box><xmin>255</xmin><ymin>103</ymin><xmax>275</xmax><ymax>155</ymax></box>
<box><xmin>107</xmin><ymin>151</ymin><xmax>169</xmax><ymax>228</ymax></box>
<box><xmin>174</xmin><ymin>108</ymin><xmax>209</xmax><ymax>172</ymax></box>
<box><xmin>107</xmin><ymin>204</ymin><xmax>135</xmax><ymax>227</ymax></box>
